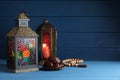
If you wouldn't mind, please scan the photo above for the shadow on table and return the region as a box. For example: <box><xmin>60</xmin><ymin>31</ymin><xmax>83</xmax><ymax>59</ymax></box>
<box><xmin>0</xmin><ymin>64</ymin><xmax>9</xmax><ymax>73</ymax></box>
<box><xmin>39</xmin><ymin>67</ymin><xmax>64</xmax><ymax>71</ymax></box>
<box><xmin>0</xmin><ymin>60</ymin><xmax>9</xmax><ymax>73</ymax></box>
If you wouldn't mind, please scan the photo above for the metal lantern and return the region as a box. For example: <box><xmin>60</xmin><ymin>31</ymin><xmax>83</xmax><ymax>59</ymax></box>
<box><xmin>36</xmin><ymin>19</ymin><xmax>57</xmax><ymax>62</ymax></box>
<box><xmin>6</xmin><ymin>12</ymin><xmax>39</xmax><ymax>73</ymax></box>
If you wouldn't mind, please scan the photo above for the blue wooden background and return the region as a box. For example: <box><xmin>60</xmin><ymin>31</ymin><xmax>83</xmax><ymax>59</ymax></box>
<box><xmin>0</xmin><ymin>0</ymin><xmax>120</xmax><ymax>60</ymax></box>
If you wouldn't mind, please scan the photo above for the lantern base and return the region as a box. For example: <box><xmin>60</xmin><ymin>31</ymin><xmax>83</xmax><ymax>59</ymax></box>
<box><xmin>7</xmin><ymin>67</ymin><xmax>39</xmax><ymax>73</ymax></box>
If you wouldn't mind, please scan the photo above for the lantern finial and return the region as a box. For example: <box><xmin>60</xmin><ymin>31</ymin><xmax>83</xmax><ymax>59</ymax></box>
<box><xmin>16</xmin><ymin>11</ymin><xmax>29</xmax><ymax>19</ymax></box>
<box><xmin>44</xmin><ymin>18</ymin><xmax>48</xmax><ymax>23</ymax></box>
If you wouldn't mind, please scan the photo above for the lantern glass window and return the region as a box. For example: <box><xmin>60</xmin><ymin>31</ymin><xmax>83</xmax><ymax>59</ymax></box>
<box><xmin>42</xmin><ymin>32</ymin><xmax>51</xmax><ymax>59</ymax></box>
<box><xmin>16</xmin><ymin>38</ymin><xmax>36</xmax><ymax>67</ymax></box>
<box><xmin>7</xmin><ymin>37</ymin><xmax>15</xmax><ymax>69</ymax></box>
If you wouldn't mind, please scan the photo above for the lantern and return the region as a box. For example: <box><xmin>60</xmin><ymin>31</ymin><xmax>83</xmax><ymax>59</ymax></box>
<box><xmin>6</xmin><ymin>12</ymin><xmax>39</xmax><ymax>73</ymax></box>
<box><xmin>36</xmin><ymin>19</ymin><xmax>57</xmax><ymax>62</ymax></box>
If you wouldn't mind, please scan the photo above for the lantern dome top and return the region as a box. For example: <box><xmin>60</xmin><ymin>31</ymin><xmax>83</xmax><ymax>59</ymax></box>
<box><xmin>15</xmin><ymin>11</ymin><xmax>29</xmax><ymax>19</ymax></box>
<box><xmin>36</xmin><ymin>19</ymin><xmax>57</xmax><ymax>32</ymax></box>
<box><xmin>7</xmin><ymin>11</ymin><xmax>38</xmax><ymax>37</ymax></box>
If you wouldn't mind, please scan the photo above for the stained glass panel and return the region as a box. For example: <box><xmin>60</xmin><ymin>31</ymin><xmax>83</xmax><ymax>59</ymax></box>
<box><xmin>16</xmin><ymin>38</ymin><xmax>36</xmax><ymax>67</ymax></box>
<box><xmin>7</xmin><ymin>37</ymin><xmax>15</xmax><ymax>69</ymax></box>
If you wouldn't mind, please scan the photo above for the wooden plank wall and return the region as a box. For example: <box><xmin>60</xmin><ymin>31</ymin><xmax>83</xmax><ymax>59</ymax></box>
<box><xmin>0</xmin><ymin>0</ymin><xmax>120</xmax><ymax>60</ymax></box>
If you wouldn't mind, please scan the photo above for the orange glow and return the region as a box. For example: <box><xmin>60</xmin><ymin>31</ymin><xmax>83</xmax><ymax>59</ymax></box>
<box><xmin>23</xmin><ymin>50</ymin><xmax>30</xmax><ymax>58</ymax></box>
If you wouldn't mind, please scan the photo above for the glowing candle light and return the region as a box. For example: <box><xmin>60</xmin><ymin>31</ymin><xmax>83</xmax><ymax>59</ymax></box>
<box><xmin>42</xmin><ymin>43</ymin><xmax>50</xmax><ymax>59</ymax></box>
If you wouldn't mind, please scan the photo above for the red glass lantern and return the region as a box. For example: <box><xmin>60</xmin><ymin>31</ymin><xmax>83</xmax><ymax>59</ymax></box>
<box><xmin>36</xmin><ymin>19</ymin><xmax>57</xmax><ymax>62</ymax></box>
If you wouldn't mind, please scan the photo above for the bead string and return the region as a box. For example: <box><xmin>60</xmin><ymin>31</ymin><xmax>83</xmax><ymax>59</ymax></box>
<box><xmin>62</xmin><ymin>58</ymin><xmax>84</xmax><ymax>67</ymax></box>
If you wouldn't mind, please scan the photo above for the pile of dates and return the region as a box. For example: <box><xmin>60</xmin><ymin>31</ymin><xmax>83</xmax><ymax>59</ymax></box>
<box><xmin>42</xmin><ymin>56</ymin><xmax>64</xmax><ymax>69</ymax></box>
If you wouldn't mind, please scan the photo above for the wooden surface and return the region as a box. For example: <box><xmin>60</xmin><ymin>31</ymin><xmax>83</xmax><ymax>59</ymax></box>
<box><xmin>0</xmin><ymin>1</ymin><xmax>120</xmax><ymax>60</ymax></box>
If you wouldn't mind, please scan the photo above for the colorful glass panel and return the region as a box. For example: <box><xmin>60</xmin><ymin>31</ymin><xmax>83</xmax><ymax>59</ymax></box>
<box><xmin>16</xmin><ymin>38</ymin><xmax>36</xmax><ymax>67</ymax></box>
<box><xmin>7</xmin><ymin>37</ymin><xmax>15</xmax><ymax>69</ymax></box>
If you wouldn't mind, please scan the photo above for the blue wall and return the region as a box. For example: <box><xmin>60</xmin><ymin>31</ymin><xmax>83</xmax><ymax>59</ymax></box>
<box><xmin>0</xmin><ymin>0</ymin><xmax>120</xmax><ymax>60</ymax></box>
